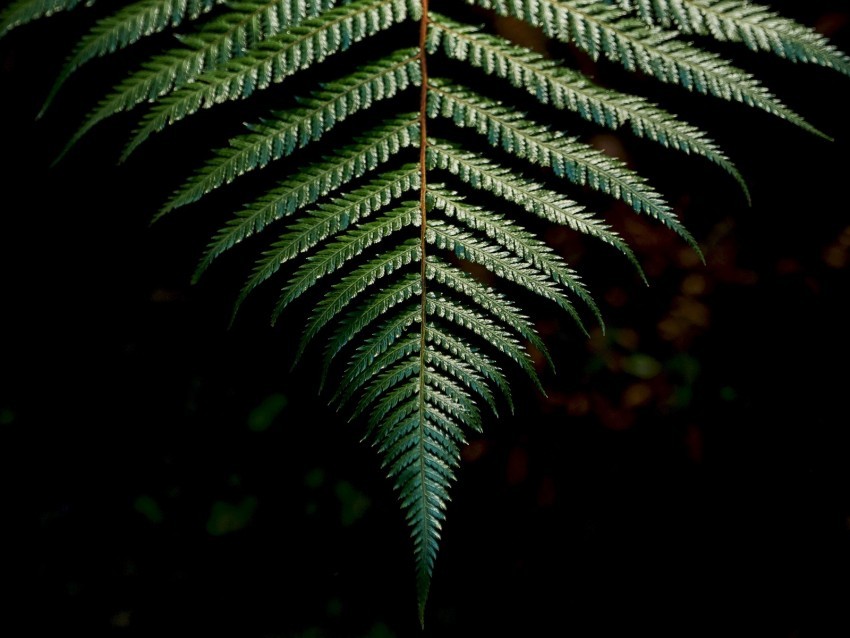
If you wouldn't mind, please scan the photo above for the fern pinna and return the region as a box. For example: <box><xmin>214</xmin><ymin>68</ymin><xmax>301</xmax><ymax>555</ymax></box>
<box><xmin>4</xmin><ymin>0</ymin><xmax>847</xmax><ymax>621</ymax></box>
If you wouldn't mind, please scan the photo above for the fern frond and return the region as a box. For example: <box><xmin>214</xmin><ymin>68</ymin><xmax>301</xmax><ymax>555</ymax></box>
<box><xmin>617</xmin><ymin>0</ymin><xmax>850</xmax><ymax>75</ymax></box>
<box><xmin>60</xmin><ymin>0</ymin><xmax>336</xmax><ymax>157</ymax></box>
<box><xmin>428</xmin><ymin>185</ymin><xmax>600</xmax><ymax>327</ymax></box>
<box><xmin>340</xmin><ymin>331</ymin><xmax>422</xmax><ymax>398</ymax></box>
<box><xmin>262</xmin><ymin>203</ymin><xmax>419</xmax><ymax>328</ymax></box>
<box><xmin>351</xmin><ymin>349</ymin><xmax>491</xmax><ymax>422</ymax></box>
<box><xmin>293</xmin><ymin>206</ymin><xmax>421</xmax><ymax>358</ymax></box>
<box><xmin>323</xmin><ymin>279</ymin><xmax>422</xmax><ymax>393</ymax></box>
<box><xmin>331</xmin><ymin>307</ymin><xmax>507</xmax><ymax>417</ymax></box>
<box><xmin>427</xmin><ymin>142</ymin><xmax>645</xmax><ymax>279</ymax></box>
<box><xmin>193</xmin><ymin>115</ymin><xmax>419</xmax><ymax>281</ymax></box>
<box><xmin>363</xmin><ymin>376</ymin><xmax>419</xmax><ymax>431</ymax></box>
<box><xmin>352</xmin><ymin>357</ymin><xmax>420</xmax><ymax>419</ymax></box>
<box><xmin>429</xmin><ymin>14</ymin><xmax>747</xmax><ymax>195</ymax></box>
<box><xmin>425</xmin><ymin>292</ymin><xmax>542</xmax><ymax>392</ymax></box>
<box><xmin>0</xmin><ymin>0</ymin><xmax>89</xmax><ymax>37</ymax></box>
<box><xmin>420</xmin><ymin>381</ymin><xmax>483</xmax><ymax>433</ymax></box>
<box><xmin>362</xmin><ymin>369</ymin><xmax>477</xmax><ymax>440</ymax></box>
<box><xmin>122</xmin><ymin>0</ymin><xmax>418</xmax><ymax>159</ymax></box>
<box><xmin>162</xmin><ymin>50</ymin><xmax>420</xmax><ymax>216</ymax></box>
<box><xmin>425</xmin><ymin>256</ymin><xmax>552</xmax><ymax>369</ymax></box>
<box><xmin>235</xmin><ymin>165</ymin><xmax>420</xmax><ymax>315</ymax></box>
<box><xmin>42</xmin><ymin>0</ymin><xmax>225</xmax><ymax>114</ymax></box>
<box><xmin>423</xmin><ymin>348</ymin><xmax>498</xmax><ymax>414</ymax></box>
<box><xmin>332</xmin><ymin>300</ymin><xmax>421</xmax><ymax>402</ymax></box>
<box><xmin>471</xmin><ymin>0</ymin><xmax>824</xmax><ymax>137</ymax></box>
<box><xmin>427</xmin><ymin>219</ymin><xmax>586</xmax><ymax>332</ymax></box>
<box><xmin>425</xmin><ymin>325</ymin><xmax>512</xmax><ymax>413</ymax></box>
<box><xmin>366</xmin><ymin>365</ymin><xmax>465</xmax><ymax>619</ymax></box>
<box><xmin>428</xmin><ymin>80</ymin><xmax>699</xmax><ymax>252</ymax></box>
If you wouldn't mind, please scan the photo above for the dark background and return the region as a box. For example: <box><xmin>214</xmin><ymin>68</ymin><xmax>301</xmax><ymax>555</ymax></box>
<box><xmin>2</xmin><ymin>2</ymin><xmax>849</xmax><ymax>636</ymax></box>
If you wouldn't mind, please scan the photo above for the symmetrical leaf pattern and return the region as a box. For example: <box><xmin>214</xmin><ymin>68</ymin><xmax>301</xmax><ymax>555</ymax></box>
<box><xmin>4</xmin><ymin>0</ymin><xmax>846</xmax><ymax>622</ymax></box>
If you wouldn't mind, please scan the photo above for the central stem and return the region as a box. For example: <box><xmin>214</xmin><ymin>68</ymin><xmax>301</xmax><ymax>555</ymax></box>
<box><xmin>416</xmin><ymin>0</ymin><xmax>431</xmax><ymax>622</ymax></box>
<box><xmin>418</xmin><ymin>1</ymin><xmax>429</xmax><ymax>350</ymax></box>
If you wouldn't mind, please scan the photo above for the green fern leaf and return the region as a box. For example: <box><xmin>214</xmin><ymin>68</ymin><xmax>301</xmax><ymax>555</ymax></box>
<box><xmin>616</xmin><ymin>0</ymin><xmax>850</xmax><ymax>75</ymax></box>
<box><xmin>122</xmin><ymin>0</ymin><xmax>418</xmax><ymax>159</ymax></box>
<box><xmin>293</xmin><ymin>204</ymin><xmax>422</xmax><ymax>358</ymax></box>
<box><xmin>425</xmin><ymin>325</ymin><xmax>512</xmax><ymax>412</ymax></box>
<box><xmin>428</xmin><ymin>80</ymin><xmax>699</xmax><ymax>252</ymax></box>
<box><xmin>193</xmin><ymin>115</ymin><xmax>419</xmax><ymax>281</ymax></box>
<box><xmin>429</xmin><ymin>13</ymin><xmax>747</xmax><ymax>196</ymax></box>
<box><xmin>427</xmin><ymin>141</ymin><xmax>645</xmax><ymax>279</ymax></box>
<box><xmin>276</xmin><ymin>240</ymin><xmax>421</xmax><ymax>343</ymax></box>
<box><xmin>15</xmin><ymin>0</ymin><xmax>848</xmax><ymax>623</ymax></box>
<box><xmin>161</xmin><ymin>49</ymin><xmax>420</xmax><ymax>216</ymax></box>
<box><xmin>332</xmin><ymin>299</ymin><xmax>422</xmax><ymax>401</ymax></box>
<box><xmin>424</xmin><ymin>292</ymin><xmax>542</xmax><ymax>394</ymax></box>
<box><xmin>425</xmin><ymin>257</ymin><xmax>552</xmax><ymax>369</ymax></box>
<box><xmin>427</xmin><ymin>218</ymin><xmax>587</xmax><ymax>329</ymax></box>
<box><xmin>236</xmin><ymin>164</ymin><xmax>420</xmax><ymax>315</ymax></box>
<box><xmin>427</xmin><ymin>184</ymin><xmax>601</xmax><ymax>327</ymax></box>
<box><xmin>59</xmin><ymin>0</ymin><xmax>337</xmax><ymax>158</ymax></box>
<box><xmin>0</xmin><ymin>0</ymin><xmax>89</xmax><ymax>37</ymax></box>
<box><xmin>41</xmin><ymin>0</ymin><xmax>225</xmax><ymax>114</ymax></box>
<box><xmin>471</xmin><ymin>0</ymin><xmax>825</xmax><ymax>137</ymax></box>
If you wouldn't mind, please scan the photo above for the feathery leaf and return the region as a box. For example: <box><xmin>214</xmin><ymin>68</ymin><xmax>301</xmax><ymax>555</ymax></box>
<box><xmin>470</xmin><ymin>0</ymin><xmax>825</xmax><ymax>137</ymax></box>
<box><xmin>59</xmin><ymin>0</ymin><xmax>337</xmax><ymax>158</ymax></box>
<box><xmin>616</xmin><ymin>0</ymin><xmax>850</xmax><ymax>75</ymax></box>
<box><xmin>122</xmin><ymin>0</ymin><xmax>419</xmax><ymax>159</ymax></box>
<box><xmin>162</xmin><ymin>49</ymin><xmax>420</xmax><ymax>216</ymax></box>
<box><xmin>429</xmin><ymin>13</ymin><xmax>748</xmax><ymax>196</ymax></box>
<box><xmin>193</xmin><ymin>115</ymin><xmax>419</xmax><ymax>281</ymax></box>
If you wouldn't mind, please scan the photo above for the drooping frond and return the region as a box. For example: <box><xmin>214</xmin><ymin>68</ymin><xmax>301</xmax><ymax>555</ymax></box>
<box><xmin>162</xmin><ymin>49</ymin><xmax>420</xmax><ymax>216</ymax></box>
<box><xmin>427</xmin><ymin>141</ymin><xmax>644</xmax><ymax>278</ymax></box>
<box><xmin>236</xmin><ymin>164</ymin><xmax>420</xmax><ymax>314</ymax></box>
<box><xmin>615</xmin><ymin>0</ymin><xmax>850</xmax><ymax>75</ymax></box>
<box><xmin>193</xmin><ymin>115</ymin><xmax>419</xmax><ymax>281</ymax></box>
<box><xmin>424</xmin><ymin>257</ymin><xmax>551</xmax><ymax>369</ymax></box>
<box><xmin>427</xmin><ymin>184</ymin><xmax>600</xmax><ymax>327</ymax></box>
<box><xmin>276</xmin><ymin>234</ymin><xmax>420</xmax><ymax>326</ymax></box>
<box><xmin>42</xmin><ymin>0</ymin><xmax>225</xmax><ymax>113</ymax></box>
<box><xmin>331</xmin><ymin>298</ymin><xmax>421</xmax><ymax>399</ymax></box>
<box><xmin>428</xmin><ymin>13</ymin><xmax>747</xmax><ymax>195</ymax></box>
<box><xmin>122</xmin><ymin>0</ymin><xmax>419</xmax><ymax>159</ymax></box>
<box><xmin>356</xmin><ymin>353</ymin><xmax>466</xmax><ymax>621</ymax></box>
<box><xmin>470</xmin><ymin>0</ymin><xmax>824</xmax><ymax>137</ymax></box>
<box><xmin>17</xmin><ymin>0</ymin><xmax>848</xmax><ymax>624</ymax></box>
<box><xmin>60</xmin><ymin>0</ymin><xmax>337</xmax><ymax>157</ymax></box>
<box><xmin>291</xmin><ymin>204</ymin><xmax>421</xmax><ymax>357</ymax></box>
<box><xmin>0</xmin><ymin>0</ymin><xmax>89</xmax><ymax>37</ymax></box>
<box><xmin>428</xmin><ymin>80</ymin><xmax>698</xmax><ymax>251</ymax></box>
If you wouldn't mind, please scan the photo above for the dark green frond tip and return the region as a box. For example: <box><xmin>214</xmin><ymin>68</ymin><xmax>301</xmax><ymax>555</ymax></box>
<box><xmin>120</xmin><ymin>0</ymin><xmax>419</xmax><ymax>161</ymax></box>
<box><xmin>618</xmin><ymin>0</ymin><xmax>850</xmax><ymax>77</ymax></box>
<box><xmin>39</xmin><ymin>0</ymin><xmax>225</xmax><ymax>118</ymax></box>
<box><xmin>52</xmin><ymin>0</ymin><xmax>339</xmax><ymax>162</ymax></box>
<box><xmin>1</xmin><ymin>0</ymin><xmax>89</xmax><ymax>38</ymax></box>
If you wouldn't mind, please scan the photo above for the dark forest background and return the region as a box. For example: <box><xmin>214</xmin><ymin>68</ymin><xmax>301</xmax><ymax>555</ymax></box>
<box><xmin>2</xmin><ymin>1</ymin><xmax>849</xmax><ymax>636</ymax></box>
